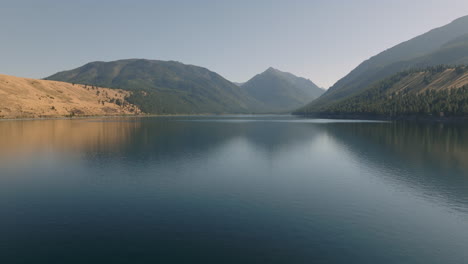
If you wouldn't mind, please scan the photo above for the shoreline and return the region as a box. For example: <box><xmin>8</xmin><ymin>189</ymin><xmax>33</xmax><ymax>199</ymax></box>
<box><xmin>0</xmin><ymin>114</ymin><xmax>147</xmax><ymax>122</ymax></box>
<box><xmin>294</xmin><ymin>113</ymin><xmax>468</xmax><ymax>123</ymax></box>
<box><xmin>0</xmin><ymin>113</ymin><xmax>291</xmax><ymax>122</ymax></box>
<box><xmin>7</xmin><ymin>112</ymin><xmax>468</xmax><ymax>123</ymax></box>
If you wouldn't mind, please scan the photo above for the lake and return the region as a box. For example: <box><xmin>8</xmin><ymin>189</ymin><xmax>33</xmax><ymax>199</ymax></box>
<box><xmin>1</xmin><ymin>115</ymin><xmax>467</xmax><ymax>263</ymax></box>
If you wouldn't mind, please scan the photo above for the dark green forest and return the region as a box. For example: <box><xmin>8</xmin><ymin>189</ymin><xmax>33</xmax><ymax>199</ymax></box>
<box><xmin>295</xmin><ymin>65</ymin><xmax>468</xmax><ymax>118</ymax></box>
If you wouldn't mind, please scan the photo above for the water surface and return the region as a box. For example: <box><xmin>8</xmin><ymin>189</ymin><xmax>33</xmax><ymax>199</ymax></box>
<box><xmin>1</xmin><ymin>116</ymin><xmax>467</xmax><ymax>263</ymax></box>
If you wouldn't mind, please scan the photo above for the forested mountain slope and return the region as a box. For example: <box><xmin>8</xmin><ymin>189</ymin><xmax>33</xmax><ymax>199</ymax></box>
<box><xmin>299</xmin><ymin>15</ymin><xmax>468</xmax><ymax>112</ymax></box>
<box><xmin>295</xmin><ymin>66</ymin><xmax>468</xmax><ymax>118</ymax></box>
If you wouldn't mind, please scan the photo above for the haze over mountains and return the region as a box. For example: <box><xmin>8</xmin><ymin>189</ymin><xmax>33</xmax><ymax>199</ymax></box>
<box><xmin>242</xmin><ymin>67</ymin><xmax>324</xmax><ymax>112</ymax></box>
<box><xmin>298</xmin><ymin>15</ymin><xmax>468</xmax><ymax>115</ymax></box>
<box><xmin>46</xmin><ymin>60</ymin><xmax>323</xmax><ymax>115</ymax></box>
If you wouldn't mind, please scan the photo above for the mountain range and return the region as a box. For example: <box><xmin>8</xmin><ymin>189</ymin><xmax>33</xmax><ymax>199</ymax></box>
<box><xmin>46</xmin><ymin>60</ymin><xmax>323</xmax><ymax>115</ymax></box>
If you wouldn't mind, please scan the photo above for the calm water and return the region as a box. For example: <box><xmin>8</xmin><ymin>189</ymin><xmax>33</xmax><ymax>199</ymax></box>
<box><xmin>1</xmin><ymin>116</ymin><xmax>468</xmax><ymax>263</ymax></box>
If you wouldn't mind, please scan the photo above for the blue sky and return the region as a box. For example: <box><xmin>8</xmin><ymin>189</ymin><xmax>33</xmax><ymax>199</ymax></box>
<box><xmin>2</xmin><ymin>0</ymin><xmax>468</xmax><ymax>88</ymax></box>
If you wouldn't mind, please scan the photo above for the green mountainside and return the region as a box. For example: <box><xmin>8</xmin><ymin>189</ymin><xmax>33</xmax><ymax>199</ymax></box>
<box><xmin>46</xmin><ymin>59</ymin><xmax>262</xmax><ymax>114</ymax></box>
<box><xmin>298</xmin><ymin>15</ymin><xmax>468</xmax><ymax>113</ymax></box>
<box><xmin>294</xmin><ymin>65</ymin><xmax>468</xmax><ymax>118</ymax></box>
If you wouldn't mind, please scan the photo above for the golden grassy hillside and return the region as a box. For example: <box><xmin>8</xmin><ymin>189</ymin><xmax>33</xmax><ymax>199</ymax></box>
<box><xmin>385</xmin><ymin>68</ymin><xmax>468</xmax><ymax>95</ymax></box>
<box><xmin>0</xmin><ymin>74</ymin><xmax>141</xmax><ymax>118</ymax></box>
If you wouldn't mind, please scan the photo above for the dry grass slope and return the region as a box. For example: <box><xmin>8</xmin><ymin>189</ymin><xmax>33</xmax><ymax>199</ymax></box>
<box><xmin>389</xmin><ymin>69</ymin><xmax>468</xmax><ymax>94</ymax></box>
<box><xmin>0</xmin><ymin>74</ymin><xmax>141</xmax><ymax>118</ymax></box>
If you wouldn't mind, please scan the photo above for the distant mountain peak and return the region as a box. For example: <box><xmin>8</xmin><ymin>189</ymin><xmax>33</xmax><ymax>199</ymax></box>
<box><xmin>262</xmin><ymin>67</ymin><xmax>293</xmax><ymax>77</ymax></box>
<box><xmin>242</xmin><ymin>68</ymin><xmax>324</xmax><ymax>113</ymax></box>
<box><xmin>263</xmin><ymin>67</ymin><xmax>281</xmax><ymax>75</ymax></box>
<box><xmin>260</xmin><ymin>67</ymin><xmax>318</xmax><ymax>85</ymax></box>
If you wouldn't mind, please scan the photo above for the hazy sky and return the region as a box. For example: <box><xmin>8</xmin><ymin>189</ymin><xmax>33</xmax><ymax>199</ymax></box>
<box><xmin>2</xmin><ymin>0</ymin><xmax>468</xmax><ymax>88</ymax></box>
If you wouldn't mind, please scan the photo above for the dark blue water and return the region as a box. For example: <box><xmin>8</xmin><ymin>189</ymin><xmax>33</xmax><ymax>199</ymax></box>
<box><xmin>1</xmin><ymin>116</ymin><xmax>467</xmax><ymax>263</ymax></box>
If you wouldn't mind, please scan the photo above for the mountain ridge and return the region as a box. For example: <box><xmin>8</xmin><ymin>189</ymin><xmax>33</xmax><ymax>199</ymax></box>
<box><xmin>46</xmin><ymin>60</ymin><xmax>324</xmax><ymax>114</ymax></box>
<box><xmin>299</xmin><ymin>15</ymin><xmax>468</xmax><ymax>113</ymax></box>
<box><xmin>46</xmin><ymin>59</ymin><xmax>263</xmax><ymax>114</ymax></box>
